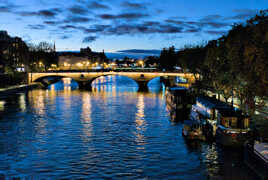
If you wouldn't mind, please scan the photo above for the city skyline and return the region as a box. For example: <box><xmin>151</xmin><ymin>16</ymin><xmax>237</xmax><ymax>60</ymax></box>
<box><xmin>0</xmin><ymin>0</ymin><xmax>267</xmax><ymax>52</ymax></box>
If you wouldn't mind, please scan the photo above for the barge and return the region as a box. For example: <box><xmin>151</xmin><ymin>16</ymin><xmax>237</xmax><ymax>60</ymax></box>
<box><xmin>193</xmin><ymin>96</ymin><xmax>251</xmax><ymax>146</ymax></box>
<box><xmin>165</xmin><ymin>87</ymin><xmax>194</xmax><ymax>121</ymax></box>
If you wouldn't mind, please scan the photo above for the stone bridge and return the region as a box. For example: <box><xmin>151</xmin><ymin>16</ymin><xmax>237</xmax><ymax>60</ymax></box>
<box><xmin>28</xmin><ymin>71</ymin><xmax>197</xmax><ymax>90</ymax></box>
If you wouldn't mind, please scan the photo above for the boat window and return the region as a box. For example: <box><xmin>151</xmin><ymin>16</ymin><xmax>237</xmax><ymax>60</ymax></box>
<box><xmin>243</xmin><ymin>118</ymin><xmax>249</xmax><ymax>128</ymax></box>
<box><xmin>229</xmin><ymin>118</ymin><xmax>237</xmax><ymax>128</ymax></box>
<box><xmin>221</xmin><ymin>118</ymin><xmax>229</xmax><ymax>127</ymax></box>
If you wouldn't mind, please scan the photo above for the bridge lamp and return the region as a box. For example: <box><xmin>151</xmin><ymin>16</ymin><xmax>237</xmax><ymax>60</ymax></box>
<box><xmin>76</xmin><ymin>62</ymin><xmax>83</xmax><ymax>67</ymax></box>
<box><xmin>39</xmin><ymin>61</ymin><xmax>43</xmax><ymax>67</ymax></box>
<box><xmin>138</xmin><ymin>60</ymin><xmax>144</xmax><ymax>67</ymax></box>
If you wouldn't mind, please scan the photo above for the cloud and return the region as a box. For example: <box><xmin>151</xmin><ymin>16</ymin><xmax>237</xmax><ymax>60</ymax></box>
<box><xmin>200</xmin><ymin>15</ymin><xmax>222</xmax><ymax>22</ymax></box>
<box><xmin>64</xmin><ymin>16</ymin><xmax>92</xmax><ymax>23</ymax></box>
<box><xmin>184</xmin><ymin>28</ymin><xmax>201</xmax><ymax>33</ymax></box>
<box><xmin>232</xmin><ymin>8</ymin><xmax>258</xmax><ymax>14</ymax></box>
<box><xmin>44</xmin><ymin>20</ymin><xmax>60</xmax><ymax>25</ymax></box>
<box><xmin>69</xmin><ymin>5</ymin><xmax>89</xmax><ymax>15</ymax></box>
<box><xmin>59</xmin><ymin>25</ymin><xmax>80</xmax><ymax>30</ymax></box>
<box><xmin>200</xmin><ymin>22</ymin><xmax>230</xmax><ymax>28</ymax></box>
<box><xmin>98</xmin><ymin>13</ymin><xmax>149</xmax><ymax>20</ymax></box>
<box><xmin>117</xmin><ymin>49</ymin><xmax>161</xmax><ymax>55</ymax></box>
<box><xmin>83</xmin><ymin>24</ymin><xmax>110</xmax><ymax>33</ymax></box>
<box><xmin>60</xmin><ymin>35</ymin><xmax>72</xmax><ymax>39</ymax></box>
<box><xmin>205</xmin><ymin>30</ymin><xmax>226</xmax><ymax>35</ymax></box>
<box><xmin>18</xmin><ymin>8</ymin><xmax>61</xmax><ymax>18</ymax></box>
<box><xmin>121</xmin><ymin>2</ymin><xmax>146</xmax><ymax>9</ymax></box>
<box><xmin>98</xmin><ymin>23</ymin><xmax>183</xmax><ymax>35</ymax></box>
<box><xmin>88</xmin><ymin>2</ymin><xmax>110</xmax><ymax>9</ymax></box>
<box><xmin>166</xmin><ymin>17</ymin><xmax>230</xmax><ymax>29</ymax></box>
<box><xmin>0</xmin><ymin>5</ymin><xmax>13</xmax><ymax>13</ymax></box>
<box><xmin>226</xmin><ymin>9</ymin><xmax>259</xmax><ymax>20</ymax></box>
<box><xmin>83</xmin><ymin>36</ymin><xmax>97</xmax><ymax>43</ymax></box>
<box><xmin>165</xmin><ymin>19</ymin><xmax>185</xmax><ymax>25</ymax></box>
<box><xmin>27</xmin><ymin>24</ymin><xmax>46</xmax><ymax>30</ymax></box>
<box><xmin>0</xmin><ymin>3</ymin><xmax>19</xmax><ymax>13</ymax></box>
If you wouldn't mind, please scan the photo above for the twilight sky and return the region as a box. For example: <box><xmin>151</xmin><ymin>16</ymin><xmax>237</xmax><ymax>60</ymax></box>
<box><xmin>0</xmin><ymin>0</ymin><xmax>267</xmax><ymax>52</ymax></box>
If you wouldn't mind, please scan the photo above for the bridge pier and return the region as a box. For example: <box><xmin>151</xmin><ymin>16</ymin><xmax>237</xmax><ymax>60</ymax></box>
<box><xmin>137</xmin><ymin>81</ymin><xmax>149</xmax><ymax>92</ymax></box>
<box><xmin>77</xmin><ymin>81</ymin><xmax>92</xmax><ymax>90</ymax></box>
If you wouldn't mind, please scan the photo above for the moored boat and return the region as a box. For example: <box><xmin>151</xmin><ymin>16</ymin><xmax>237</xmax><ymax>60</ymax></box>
<box><xmin>244</xmin><ymin>137</ymin><xmax>268</xmax><ymax>179</ymax></box>
<box><xmin>215</xmin><ymin>109</ymin><xmax>251</xmax><ymax>147</ymax></box>
<box><xmin>192</xmin><ymin>96</ymin><xmax>252</xmax><ymax>146</ymax></box>
<box><xmin>192</xmin><ymin>96</ymin><xmax>232</xmax><ymax>137</ymax></box>
<box><xmin>182</xmin><ymin>110</ymin><xmax>206</xmax><ymax>141</ymax></box>
<box><xmin>165</xmin><ymin>87</ymin><xmax>194</xmax><ymax>121</ymax></box>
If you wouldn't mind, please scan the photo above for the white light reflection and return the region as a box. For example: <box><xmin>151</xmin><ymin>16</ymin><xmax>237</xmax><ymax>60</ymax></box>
<box><xmin>19</xmin><ymin>94</ymin><xmax>26</xmax><ymax>112</ymax></box>
<box><xmin>135</xmin><ymin>94</ymin><xmax>146</xmax><ymax>149</ymax></box>
<box><xmin>62</xmin><ymin>78</ymin><xmax>72</xmax><ymax>84</ymax></box>
<box><xmin>202</xmin><ymin>144</ymin><xmax>219</xmax><ymax>176</ymax></box>
<box><xmin>0</xmin><ymin>101</ymin><xmax>5</xmax><ymax>111</ymax></box>
<box><xmin>35</xmin><ymin>91</ymin><xmax>45</xmax><ymax>115</ymax></box>
<box><xmin>81</xmin><ymin>93</ymin><xmax>93</xmax><ymax>140</ymax></box>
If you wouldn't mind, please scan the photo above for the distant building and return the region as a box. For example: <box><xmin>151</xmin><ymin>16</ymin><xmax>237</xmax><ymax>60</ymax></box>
<box><xmin>0</xmin><ymin>31</ymin><xmax>28</xmax><ymax>72</ymax></box>
<box><xmin>80</xmin><ymin>47</ymin><xmax>92</xmax><ymax>56</ymax></box>
<box><xmin>58</xmin><ymin>47</ymin><xmax>108</xmax><ymax>70</ymax></box>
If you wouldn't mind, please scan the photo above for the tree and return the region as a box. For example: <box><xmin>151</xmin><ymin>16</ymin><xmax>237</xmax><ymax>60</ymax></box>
<box><xmin>28</xmin><ymin>42</ymin><xmax>58</xmax><ymax>71</ymax></box>
<box><xmin>223</xmin><ymin>11</ymin><xmax>268</xmax><ymax>114</ymax></box>
<box><xmin>144</xmin><ymin>56</ymin><xmax>159</xmax><ymax>68</ymax></box>
<box><xmin>177</xmin><ymin>45</ymin><xmax>207</xmax><ymax>80</ymax></box>
<box><xmin>159</xmin><ymin>46</ymin><xmax>177</xmax><ymax>71</ymax></box>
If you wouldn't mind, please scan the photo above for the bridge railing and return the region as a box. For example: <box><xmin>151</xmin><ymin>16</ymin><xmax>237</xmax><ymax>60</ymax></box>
<box><xmin>31</xmin><ymin>68</ymin><xmax>184</xmax><ymax>73</ymax></box>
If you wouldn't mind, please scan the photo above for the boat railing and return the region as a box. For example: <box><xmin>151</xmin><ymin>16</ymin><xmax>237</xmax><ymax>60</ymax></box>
<box><xmin>217</xmin><ymin>125</ymin><xmax>250</xmax><ymax>133</ymax></box>
<box><xmin>247</xmin><ymin>143</ymin><xmax>268</xmax><ymax>165</ymax></box>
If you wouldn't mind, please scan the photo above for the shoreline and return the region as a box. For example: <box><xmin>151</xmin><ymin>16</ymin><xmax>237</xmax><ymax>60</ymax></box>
<box><xmin>0</xmin><ymin>83</ymin><xmax>41</xmax><ymax>97</ymax></box>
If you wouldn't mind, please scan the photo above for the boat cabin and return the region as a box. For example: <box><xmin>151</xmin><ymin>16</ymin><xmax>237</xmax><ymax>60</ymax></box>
<box><xmin>216</xmin><ymin>109</ymin><xmax>250</xmax><ymax>130</ymax></box>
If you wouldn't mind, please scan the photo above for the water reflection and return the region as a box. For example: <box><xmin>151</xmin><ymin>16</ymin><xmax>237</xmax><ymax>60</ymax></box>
<box><xmin>0</xmin><ymin>100</ymin><xmax>5</xmax><ymax>111</ymax></box>
<box><xmin>0</xmin><ymin>76</ymin><xmax>256</xmax><ymax>179</ymax></box>
<box><xmin>81</xmin><ymin>93</ymin><xmax>92</xmax><ymax>138</ymax></box>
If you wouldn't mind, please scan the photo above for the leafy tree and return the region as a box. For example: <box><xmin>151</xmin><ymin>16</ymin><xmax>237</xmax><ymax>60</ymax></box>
<box><xmin>28</xmin><ymin>42</ymin><xmax>58</xmax><ymax>71</ymax></box>
<box><xmin>159</xmin><ymin>46</ymin><xmax>177</xmax><ymax>71</ymax></box>
<box><xmin>144</xmin><ymin>56</ymin><xmax>159</xmax><ymax>68</ymax></box>
<box><xmin>177</xmin><ymin>45</ymin><xmax>207</xmax><ymax>80</ymax></box>
<box><xmin>223</xmin><ymin>11</ymin><xmax>268</xmax><ymax>114</ymax></box>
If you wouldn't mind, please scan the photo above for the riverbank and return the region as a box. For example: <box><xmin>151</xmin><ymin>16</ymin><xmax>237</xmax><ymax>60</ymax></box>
<box><xmin>0</xmin><ymin>83</ymin><xmax>41</xmax><ymax>97</ymax></box>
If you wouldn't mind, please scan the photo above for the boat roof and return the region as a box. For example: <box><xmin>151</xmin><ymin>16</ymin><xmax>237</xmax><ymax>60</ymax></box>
<box><xmin>254</xmin><ymin>143</ymin><xmax>268</xmax><ymax>162</ymax></box>
<box><xmin>217</xmin><ymin>109</ymin><xmax>245</xmax><ymax>117</ymax></box>
<box><xmin>197</xmin><ymin>96</ymin><xmax>233</xmax><ymax>110</ymax></box>
<box><xmin>169</xmin><ymin>86</ymin><xmax>188</xmax><ymax>91</ymax></box>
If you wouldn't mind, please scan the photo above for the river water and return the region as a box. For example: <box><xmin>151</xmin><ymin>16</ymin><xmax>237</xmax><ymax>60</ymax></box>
<box><xmin>0</xmin><ymin>76</ymin><xmax>256</xmax><ymax>179</ymax></box>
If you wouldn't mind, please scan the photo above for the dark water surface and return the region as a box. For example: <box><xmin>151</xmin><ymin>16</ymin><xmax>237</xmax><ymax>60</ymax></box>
<box><xmin>0</xmin><ymin>76</ymin><xmax>256</xmax><ymax>179</ymax></box>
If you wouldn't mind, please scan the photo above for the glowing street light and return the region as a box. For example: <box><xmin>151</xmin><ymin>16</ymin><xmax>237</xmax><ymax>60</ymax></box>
<box><xmin>138</xmin><ymin>60</ymin><xmax>144</xmax><ymax>68</ymax></box>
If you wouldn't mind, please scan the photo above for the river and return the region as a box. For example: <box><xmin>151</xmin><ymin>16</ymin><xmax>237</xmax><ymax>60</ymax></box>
<box><xmin>0</xmin><ymin>76</ymin><xmax>256</xmax><ymax>179</ymax></box>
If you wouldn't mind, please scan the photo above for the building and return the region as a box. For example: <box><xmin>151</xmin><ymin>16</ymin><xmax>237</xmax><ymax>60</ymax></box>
<box><xmin>0</xmin><ymin>31</ymin><xmax>28</xmax><ymax>72</ymax></box>
<box><xmin>58</xmin><ymin>47</ymin><xmax>108</xmax><ymax>70</ymax></box>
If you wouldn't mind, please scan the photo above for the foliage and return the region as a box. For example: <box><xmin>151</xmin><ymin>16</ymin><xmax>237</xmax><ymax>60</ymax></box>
<box><xmin>158</xmin><ymin>10</ymin><xmax>268</xmax><ymax>114</ymax></box>
<box><xmin>203</xmin><ymin>10</ymin><xmax>268</xmax><ymax>114</ymax></box>
<box><xmin>159</xmin><ymin>46</ymin><xmax>177</xmax><ymax>71</ymax></box>
<box><xmin>28</xmin><ymin>42</ymin><xmax>58</xmax><ymax>72</ymax></box>
<box><xmin>144</xmin><ymin>56</ymin><xmax>159</xmax><ymax>67</ymax></box>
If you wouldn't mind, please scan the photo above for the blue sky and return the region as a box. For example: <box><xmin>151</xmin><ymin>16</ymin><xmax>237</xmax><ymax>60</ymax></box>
<box><xmin>0</xmin><ymin>0</ymin><xmax>267</xmax><ymax>53</ymax></box>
